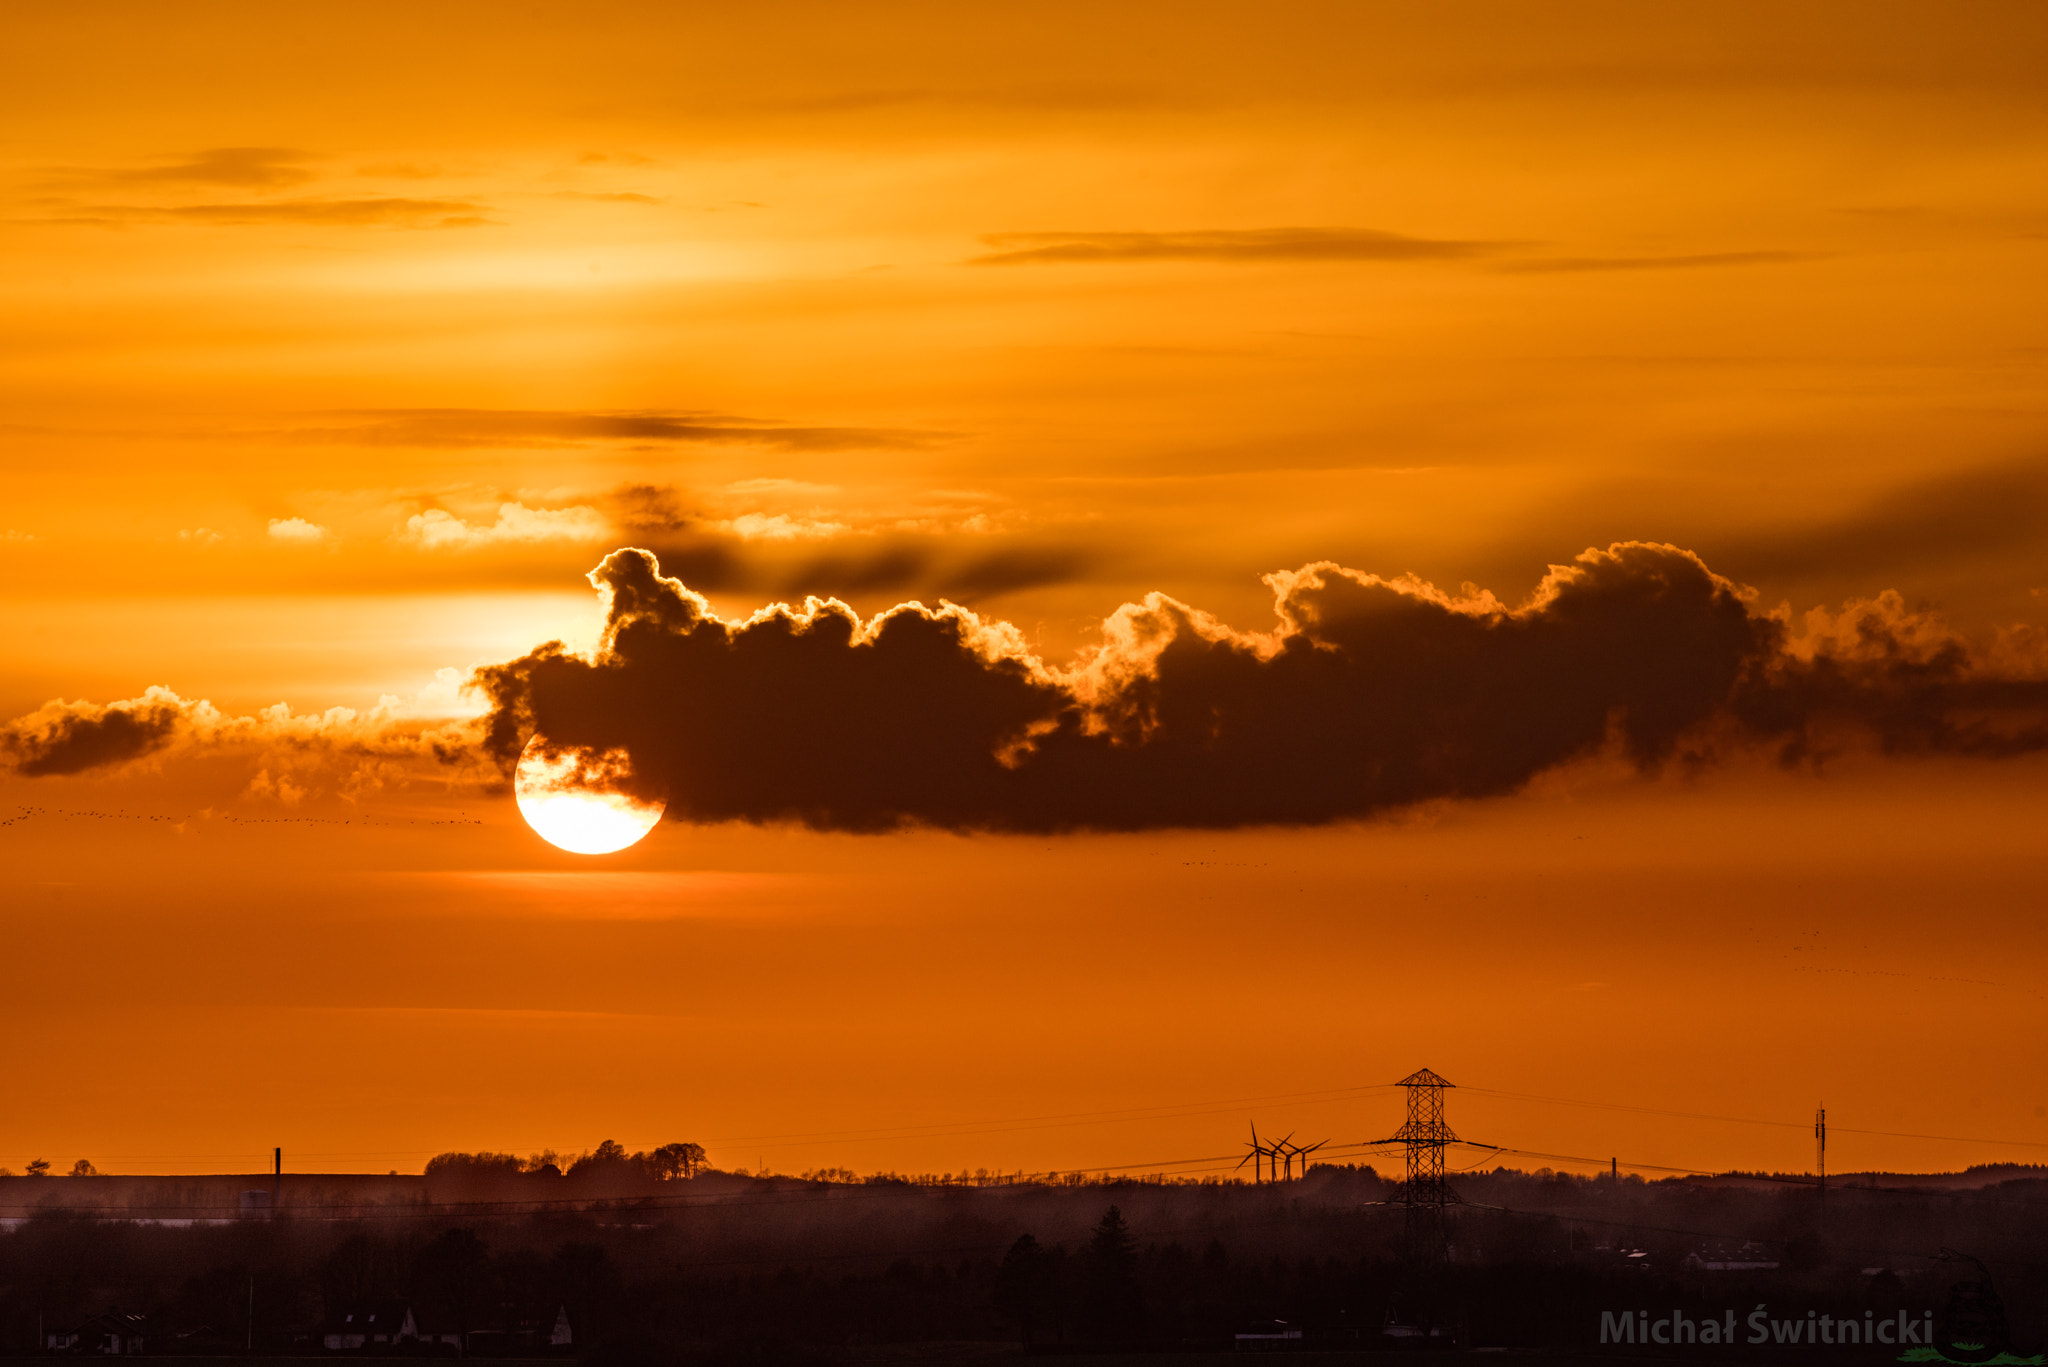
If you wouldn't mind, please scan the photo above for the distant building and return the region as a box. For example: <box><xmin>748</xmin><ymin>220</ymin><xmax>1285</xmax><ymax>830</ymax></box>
<box><xmin>1234</xmin><ymin>1319</ymin><xmax>1304</xmax><ymax>1351</ymax></box>
<box><xmin>1686</xmin><ymin>1242</ymin><xmax>1780</xmax><ymax>1272</ymax></box>
<box><xmin>47</xmin><ymin>1311</ymin><xmax>149</xmax><ymax>1355</ymax></box>
<box><xmin>408</xmin><ymin>1307</ymin><xmax>470</xmax><ymax>1352</ymax></box>
<box><xmin>322</xmin><ymin>1301</ymin><xmax>418</xmax><ymax>1351</ymax></box>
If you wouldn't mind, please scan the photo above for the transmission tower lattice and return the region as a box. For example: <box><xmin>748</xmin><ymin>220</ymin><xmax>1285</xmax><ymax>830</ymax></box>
<box><xmin>1378</xmin><ymin>1067</ymin><xmax>1458</xmax><ymax>1265</ymax></box>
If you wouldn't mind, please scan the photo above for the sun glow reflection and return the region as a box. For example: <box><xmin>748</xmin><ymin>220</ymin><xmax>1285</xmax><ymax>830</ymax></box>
<box><xmin>513</xmin><ymin>738</ymin><xmax>665</xmax><ymax>855</ymax></box>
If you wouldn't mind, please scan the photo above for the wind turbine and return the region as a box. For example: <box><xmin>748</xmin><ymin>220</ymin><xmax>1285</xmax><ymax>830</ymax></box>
<box><xmin>1290</xmin><ymin>1138</ymin><xmax>1329</xmax><ymax>1178</ymax></box>
<box><xmin>1237</xmin><ymin>1123</ymin><xmax>1276</xmax><ymax>1183</ymax></box>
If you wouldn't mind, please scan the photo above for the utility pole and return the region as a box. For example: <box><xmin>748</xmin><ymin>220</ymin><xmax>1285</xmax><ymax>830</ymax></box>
<box><xmin>1815</xmin><ymin>1105</ymin><xmax>1826</xmax><ymax>1215</ymax></box>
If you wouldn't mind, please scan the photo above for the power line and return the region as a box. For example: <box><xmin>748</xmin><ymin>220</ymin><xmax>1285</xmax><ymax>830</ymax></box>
<box><xmin>1463</xmin><ymin>1086</ymin><xmax>2048</xmax><ymax>1152</ymax></box>
<box><xmin>706</xmin><ymin>1082</ymin><xmax>1400</xmax><ymax>1150</ymax></box>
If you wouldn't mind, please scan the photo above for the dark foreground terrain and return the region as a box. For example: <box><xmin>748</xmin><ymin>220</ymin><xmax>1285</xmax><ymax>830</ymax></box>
<box><xmin>1</xmin><ymin>1163</ymin><xmax>2041</xmax><ymax>1364</ymax></box>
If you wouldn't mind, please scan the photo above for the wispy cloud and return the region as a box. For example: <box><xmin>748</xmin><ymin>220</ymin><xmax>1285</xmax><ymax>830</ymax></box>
<box><xmin>1503</xmin><ymin>251</ymin><xmax>1824</xmax><ymax>274</ymax></box>
<box><xmin>47</xmin><ymin>197</ymin><xmax>493</xmax><ymax>229</ymax></box>
<box><xmin>968</xmin><ymin>226</ymin><xmax>1494</xmax><ymax>266</ymax></box>
<box><xmin>966</xmin><ymin>229</ymin><xmax>1820</xmax><ymax>275</ymax></box>
<box><xmin>283</xmin><ymin>409</ymin><xmax>942</xmax><ymax>452</ymax></box>
<box><xmin>402</xmin><ymin>502</ymin><xmax>611</xmax><ymax>549</ymax></box>
<box><xmin>710</xmin><ymin>513</ymin><xmax>854</xmax><ymax>541</ymax></box>
<box><xmin>144</xmin><ymin>197</ymin><xmax>493</xmax><ymax>228</ymax></box>
<box><xmin>736</xmin><ymin>81</ymin><xmax>1174</xmax><ymax>116</ymax></box>
<box><xmin>548</xmin><ymin>191</ymin><xmax>665</xmax><ymax>205</ymax></box>
<box><xmin>99</xmin><ymin>147</ymin><xmax>317</xmax><ymax>189</ymax></box>
<box><xmin>355</xmin><ymin>161</ymin><xmax>449</xmax><ymax>180</ymax></box>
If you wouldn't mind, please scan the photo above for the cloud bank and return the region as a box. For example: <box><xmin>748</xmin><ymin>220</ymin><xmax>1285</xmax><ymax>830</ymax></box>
<box><xmin>13</xmin><ymin>544</ymin><xmax>2044</xmax><ymax>824</ymax></box>
<box><xmin>472</xmin><ymin>543</ymin><xmax>2048</xmax><ymax>833</ymax></box>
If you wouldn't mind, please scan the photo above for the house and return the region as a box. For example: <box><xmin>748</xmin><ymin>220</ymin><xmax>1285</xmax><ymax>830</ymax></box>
<box><xmin>48</xmin><ymin>1311</ymin><xmax>149</xmax><ymax>1355</ymax></box>
<box><xmin>322</xmin><ymin>1301</ymin><xmax>419</xmax><ymax>1351</ymax></box>
<box><xmin>408</xmin><ymin>1307</ymin><xmax>467</xmax><ymax>1353</ymax></box>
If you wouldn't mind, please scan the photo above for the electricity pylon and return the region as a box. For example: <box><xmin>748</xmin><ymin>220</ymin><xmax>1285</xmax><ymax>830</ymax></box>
<box><xmin>1375</xmin><ymin>1067</ymin><xmax>1458</xmax><ymax>1265</ymax></box>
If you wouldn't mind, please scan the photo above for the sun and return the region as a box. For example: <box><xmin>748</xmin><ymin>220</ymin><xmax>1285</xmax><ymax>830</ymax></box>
<box><xmin>514</xmin><ymin>738</ymin><xmax>665</xmax><ymax>854</ymax></box>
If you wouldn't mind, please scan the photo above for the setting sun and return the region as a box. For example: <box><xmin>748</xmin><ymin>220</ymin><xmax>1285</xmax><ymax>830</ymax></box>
<box><xmin>513</xmin><ymin>738</ymin><xmax>664</xmax><ymax>854</ymax></box>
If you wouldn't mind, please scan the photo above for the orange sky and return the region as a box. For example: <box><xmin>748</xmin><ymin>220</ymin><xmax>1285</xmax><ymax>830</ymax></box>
<box><xmin>2</xmin><ymin>1</ymin><xmax>2045</xmax><ymax>1181</ymax></box>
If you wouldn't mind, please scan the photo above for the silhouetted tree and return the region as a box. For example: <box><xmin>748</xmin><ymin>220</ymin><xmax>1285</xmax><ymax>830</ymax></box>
<box><xmin>321</xmin><ymin>1231</ymin><xmax>386</xmax><ymax>1310</ymax></box>
<box><xmin>414</xmin><ymin>1227</ymin><xmax>488</xmax><ymax>1350</ymax></box>
<box><xmin>567</xmin><ymin>1141</ymin><xmax>632</xmax><ymax>1179</ymax></box>
<box><xmin>646</xmin><ymin>1142</ymin><xmax>706</xmax><ymax>1180</ymax></box>
<box><xmin>66</xmin><ymin>1160</ymin><xmax>96</xmax><ymax>1177</ymax></box>
<box><xmin>424</xmin><ymin>1151</ymin><xmax>523</xmax><ymax>1178</ymax></box>
<box><xmin>1081</xmin><ymin>1205</ymin><xmax>1144</xmax><ymax>1343</ymax></box>
<box><xmin>24</xmin><ymin>1159</ymin><xmax>49</xmax><ymax>1177</ymax></box>
<box><xmin>489</xmin><ymin>1247</ymin><xmax>550</xmax><ymax>1340</ymax></box>
<box><xmin>550</xmin><ymin>1241</ymin><xmax>619</xmax><ymax>1348</ymax></box>
<box><xmin>993</xmin><ymin>1234</ymin><xmax>1056</xmax><ymax>1345</ymax></box>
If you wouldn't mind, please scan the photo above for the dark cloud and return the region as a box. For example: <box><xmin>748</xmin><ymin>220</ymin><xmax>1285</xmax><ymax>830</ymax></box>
<box><xmin>946</xmin><ymin>545</ymin><xmax>1098</xmax><ymax>598</ymax></box>
<box><xmin>0</xmin><ymin>688</ymin><xmax>483</xmax><ymax>786</ymax></box>
<box><xmin>1734</xmin><ymin>593</ymin><xmax>2048</xmax><ymax>764</ymax></box>
<box><xmin>106</xmin><ymin>147</ymin><xmax>316</xmax><ymax>188</ymax></box>
<box><xmin>611</xmin><ymin>484</ymin><xmax>692</xmax><ymax>536</ymax></box>
<box><xmin>2</xmin><ymin>695</ymin><xmax>184</xmax><ymax>777</ymax></box>
<box><xmin>626</xmin><ymin>542</ymin><xmax>745</xmax><ymax>592</ymax></box>
<box><xmin>967</xmin><ymin>227</ymin><xmax>1493</xmax><ymax>266</ymax></box>
<box><xmin>773</xmin><ymin>543</ymin><xmax>1098</xmax><ymax>599</ymax></box>
<box><xmin>600</xmin><ymin>489</ymin><xmax>1102</xmax><ymax>600</ymax></box>
<box><xmin>475</xmin><ymin>542</ymin><xmax>2048</xmax><ymax>833</ymax></box>
<box><xmin>286</xmin><ymin>410</ymin><xmax>940</xmax><ymax>451</ymax></box>
<box><xmin>782</xmin><ymin>546</ymin><xmax>932</xmax><ymax>596</ymax></box>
